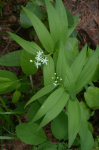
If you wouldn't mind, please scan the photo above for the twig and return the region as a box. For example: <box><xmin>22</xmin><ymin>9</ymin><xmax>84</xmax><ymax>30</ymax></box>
<box><xmin>29</xmin><ymin>75</ymin><xmax>33</xmax><ymax>89</ymax></box>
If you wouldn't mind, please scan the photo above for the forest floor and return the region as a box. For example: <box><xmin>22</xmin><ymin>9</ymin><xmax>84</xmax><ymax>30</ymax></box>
<box><xmin>0</xmin><ymin>0</ymin><xmax>99</xmax><ymax>149</ymax></box>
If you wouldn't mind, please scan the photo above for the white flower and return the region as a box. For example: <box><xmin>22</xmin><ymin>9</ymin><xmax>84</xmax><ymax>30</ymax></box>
<box><xmin>35</xmin><ymin>55</ymin><xmax>42</xmax><ymax>62</ymax></box>
<box><xmin>34</xmin><ymin>51</ymin><xmax>48</xmax><ymax>68</ymax></box>
<box><xmin>53</xmin><ymin>82</ymin><xmax>57</xmax><ymax>86</ymax></box>
<box><xmin>37</xmin><ymin>51</ymin><xmax>43</xmax><ymax>57</ymax></box>
<box><xmin>60</xmin><ymin>78</ymin><xmax>62</xmax><ymax>81</ymax></box>
<box><xmin>41</xmin><ymin>57</ymin><xmax>48</xmax><ymax>65</ymax></box>
<box><xmin>30</xmin><ymin>59</ymin><xmax>33</xmax><ymax>63</ymax></box>
<box><xmin>35</xmin><ymin>61</ymin><xmax>41</xmax><ymax>68</ymax></box>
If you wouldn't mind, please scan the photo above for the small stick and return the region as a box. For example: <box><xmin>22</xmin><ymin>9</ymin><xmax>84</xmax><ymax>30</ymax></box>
<box><xmin>29</xmin><ymin>75</ymin><xmax>33</xmax><ymax>89</ymax></box>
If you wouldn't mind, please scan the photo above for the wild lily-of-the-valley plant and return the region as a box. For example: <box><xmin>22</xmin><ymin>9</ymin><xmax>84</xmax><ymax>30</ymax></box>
<box><xmin>0</xmin><ymin>0</ymin><xmax>99</xmax><ymax>149</ymax></box>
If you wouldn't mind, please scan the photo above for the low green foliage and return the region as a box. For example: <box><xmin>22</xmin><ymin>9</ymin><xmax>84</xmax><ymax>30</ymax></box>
<box><xmin>0</xmin><ymin>0</ymin><xmax>99</xmax><ymax>150</ymax></box>
<box><xmin>84</xmin><ymin>86</ymin><xmax>99</xmax><ymax>110</ymax></box>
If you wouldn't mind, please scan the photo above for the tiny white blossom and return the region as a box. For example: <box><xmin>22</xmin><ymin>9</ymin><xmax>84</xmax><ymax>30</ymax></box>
<box><xmin>30</xmin><ymin>59</ymin><xmax>33</xmax><ymax>63</ymax></box>
<box><xmin>55</xmin><ymin>80</ymin><xmax>58</xmax><ymax>83</ymax></box>
<box><xmin>35</xmin><ymin>55</ymin><xmax>42</xmax><ymax>62</ymax></box>
<box><xmin>57</xmin><ymin>77</ymin><xmax>59</xmax><ymax>79</ymax></box>
<box><xmin>37</xmin><ymin>51</ymin><xmax>43</xmax><ymax>57</ymax></box>
<box><xmin>54</xmin><ymin>73</ymin><xmax>56</xmax><ymax>75</ymax></box>
<box><xmin>41</xmin><ymin>57</ymin><xmax>48</xmax><ymax>65</ymax></box>
<box><xmin>60</xmin><ymin>78</ymin><xmax>62</xmax><ymax>81</ymax></box>
<box><xmin>35</xmin><ymin>61</ymin><xmax>41</xmax><ymax>68</ymax></box>
<box><xmin>53</xmin><ymin>82</ymin><xmax>57</xmax><ymax>86</ymax></box>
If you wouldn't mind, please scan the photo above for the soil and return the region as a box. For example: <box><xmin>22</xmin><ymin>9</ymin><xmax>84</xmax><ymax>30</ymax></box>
<box><xmin>0</xmin><ymin>0</ymin><xmax>99</xmax><ymax>149</ymax></box>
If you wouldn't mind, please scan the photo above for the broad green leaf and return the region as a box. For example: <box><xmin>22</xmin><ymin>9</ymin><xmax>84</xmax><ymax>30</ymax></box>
<box><xmin>67</xmin><ymin>99</ymin><xmax>81</xmax><ymax>147</ymax></box>
<box><xmin>21</xmin><ymin>50</ymin><xmax>37</xmax><ymax>75</ymax></box>
<box><xmin>0</xmin><ymin>51</ymin><xmax>20</xmax><ymax>66</ymax></box>
<box><xmin>67</xmin><ymin>15</ymin><xmax>79</xmax><ymax>37</ymax></box>
<box><xmin>8</xmin><ymin>32</ymin><xmax>43</xmax><ymax>55</ymax></box>
<box><xmin>0</xmin><ymin>70</ymin><xmax>19</xmax><ymax>94</ymax></box>
<box><xmin>93</xmin><ymin>63</ymin><xmax>99</xmax><ymax>81</ymax></box>
<box><xmin>75</xmin><ymin>47</ymin><xmax>99</xmax><ymax>93</ymax></box>
<box><xmin>33</xmin><ymin>87</ymin><xmax>64</xmax><ymax>122</ymax></box>
<box><xmin>51</xmin><ymin>111</ymin><xmax>68</xmax><ymax>140</ymax></box>
<box><xmin>66</xmin><ymin>8</ymin><xmax>74</xmax><ymax>28</ymax></box>
<box><xmin>64</xmin><ymin>37</ymin><xmax>78</xmax><ymax>65</ymax></box>
<box><xmin>56</xmin><ymin>42</ymin><xmax>74</xmax><ymax>92</ymax></box>
<box><xmin>22</xmin><ymin>7</ymin><xmax>54</xmax><ymax>53</ymax></box>
<box><xmin>16</xmin><ymin>122</ymin><xmax>47</xmax><ymax>145</ymax></box>
<box><xmin>80</xmin><ymin>101</ymin><xmax>90</xmax><ymax>120</ymax></box>
<box><xmin>79</xmin><ymin>103</ymin><xmax>94</xmax><ymax>150</ymax></box>
<box><xmin>20</xmin><ymin>1</ymin><xmax>44</xmax><ymax>28</ymax></box>
<box><xmin>55</xmin><ymin>0</ymin><xmax>68</xmax><ymax>41</ymax></box>
<box><xmin>39</xmin><ymin>91</ymin><xmax>69</xmax><ymax>128</ymax></box>
<box><xmin>43</xmin><ymin>56</ymin><xmax>55</xmax><ymax>86</ymax></box>
<box><xmin>12</xmin><ymin>90</ymin><xmax>21</xmax><ymax>103</ymax></box>
<box><xmin>71</xmin><ymin>45</ymin><xmax>87</xmax><ymax>82</ymax></box>
<box><xmin>84</xmin><ymin>86</ymin><xmax>99</xmax><ymax>110</ymax></box>
<box><xmin>45</xmin><ymin>0</ymin><xmax>61</xmax><ymax>43</ymax></box>
<box><xmin>25</xmin><ymin>84</ymin><xmax>56</xmax><ymax>107</ymax></box>
<box><xmin>27</xmin><ymin>101</ymin><xmax>40</xmax><ymax>121</ymax></box>
<box><xmin>45</xmin><ymin>0</ymin><xmax>67</xmax><ymax>43</ymax></box>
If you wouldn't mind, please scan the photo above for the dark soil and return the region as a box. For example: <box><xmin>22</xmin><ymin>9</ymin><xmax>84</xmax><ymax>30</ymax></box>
<box><xmin>0</xmin><ymin>0</ymin><xmax>99</xmax><ymax>149</ymax></box>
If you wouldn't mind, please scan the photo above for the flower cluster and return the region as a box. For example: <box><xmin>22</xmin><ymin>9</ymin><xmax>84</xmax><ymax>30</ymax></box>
<box><xmin>52</xmin><ymin>73</ymin><xmax>62</xmax><ymax>86</ymax></box>
<box><xmin>30</xmin><ymin>51</ymin><xmax>48</xmax><ymax>68</ymax></box>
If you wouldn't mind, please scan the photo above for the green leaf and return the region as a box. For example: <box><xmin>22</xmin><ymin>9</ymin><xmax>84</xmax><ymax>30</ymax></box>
<box><xmin>12</xmin><ymin>90</ymin><xmax>21</xmax><ymax>103</ymax></box>
<box><xmin>64</xmin><ymin>37</ymin><xmax>78</xmax><ymax>65</ymax></box>
<box><xmin>75</xmin><ymin>47</ymin><xmax>99</xmax><ymax>93</ymax></box>
<box><xmin>45</xmin><ymin>0</ymin><xmax>67</xmax><ymax>43</ymax></box>
<box><xmin>55</xmin><ymin>0</ymin><xmax>68</xmax><ymax>40</ymax></box>
<box><xmin>8</xmin><ymin>32</ymin><xmax>43</xmax><ymax>55</ymax></box>
<box><xmin>22</xmin><ymin>7</ymin><xmax>54</xmax><ymax>53</ymax></box>
<box><xmin>20</xmin><ymin>50</ymin><xmax>37</xmax><ymax>75</ymax></box>
<box><xmin>56</xmin><ymin>42</ymin><xmax>74</xmax><ymax>92</ymax></box>
<box><xmin>67</xmin><ymin>15</ymin><xmax>79</xmax><ymax>37</ymax></box>
<box><xmin>25</xmin><ymin>84</ymin><xmax>56</xmax><ymax>107</ymax></box>
<box><xmin>67</xmin><ymin>99</ymin><xmax>81</xmax><ymax>147</ymax></box>
<box><xmin>80</xmin><ymin>101</ymin><xmax>90</xmax><ymax>120</ymax></box>
<box><xmin>28</xmin><ymin>101</ymin><xmax>41</xmax><ymax>121</ymax></box>
<box><xmin>20</xmin><ymin>1</ymin><xmax>44</xmax><ymax>28</ymax></box>
<box><xmin>51</xmin><ymin>111</ymin><xmax>68</xmax><ymax>140</ymax></box>
<box><xmin>0</xmin><ymin>51</ymin><xmax>20</xmax><ymax>66</ymax></box>
<box><xmin>66</xmin><ymin>8</ymin><xmax>74</xmax><ymax>28</ymax></box>
<box><xmin>43</xmin><ymin>56</ymin><xmax>55</xmax><ymax>86</ymax></box>
<box><xmin>84</xmin><ymin>86</ymin><xmax>99</xmax><ymax>110</ymax></box>
<box><xmin>71</xmin><ymin>45</ymin><xmax>87</xmax><ymax>82</ymax></box>
<box><xmin>33</xmin><ymin>87</ymin><xmax>64</xmax><ymax>122</ymax></box>
<box><xmin>16</xmin><ymin>122</ymin><xmax>47</xmax><ymax>145</ymax></box>
<box><xmin>39</xmin><ymin>91</ymin><xmax>69</xmax><ymax>128</ymax></box>
<box><xmin>0</xmin><ymin>70</ymin><xmax>19</xmax><ymax>94</ymax></box>
<box><xmin>79</xmin><ymin>103</ymin><xmax>94</xmax><ymax>150</ymax></box>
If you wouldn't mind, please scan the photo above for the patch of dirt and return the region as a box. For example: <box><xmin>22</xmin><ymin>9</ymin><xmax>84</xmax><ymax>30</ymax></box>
<box><xmin>64</xmin><ymin>0</ymin><xmax>99</xmax><ymax>49</ymax></box>
<box><xmin>1</xmin><ymin>140</ymin><xmax>31</xmax><ymax>150</ymax></box>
